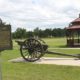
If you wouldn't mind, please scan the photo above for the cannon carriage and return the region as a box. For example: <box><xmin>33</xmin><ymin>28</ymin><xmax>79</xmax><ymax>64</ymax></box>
<box><xmin>16</xmin><ymin>38</ymin><xmax>48</xmax><ymax>62</ymax></box>
<box><xmin>16</xmin><ymin>38</ymin><xmax>80</xmax><ymax>62</ymax></box>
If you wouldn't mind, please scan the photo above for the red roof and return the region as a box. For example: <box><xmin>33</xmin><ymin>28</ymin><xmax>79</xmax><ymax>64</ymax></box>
<box><xmin>66</xmin><ymin>25</ymin><xmax>80</xmax><ymax>30</ymax></box>
<box><xmin>66</xmin><ymin>14</ymin><xmax>80</xmax><ymax>30</ymax></box>
<box><xmin>72</xmin><ymin>18</ymin><xmax>80</xmax><ymax>23</ymax></box>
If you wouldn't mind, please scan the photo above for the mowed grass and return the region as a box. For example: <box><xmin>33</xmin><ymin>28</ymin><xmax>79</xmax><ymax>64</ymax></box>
<box><xmin>1</xmin><ymin>37</ymin><xmax>80</xmax><ymax>80</ymax></box>
<box><xmin>43</xmin><ymin>37</ymin><xmax>66</xmax><ymax>48</ymax></box>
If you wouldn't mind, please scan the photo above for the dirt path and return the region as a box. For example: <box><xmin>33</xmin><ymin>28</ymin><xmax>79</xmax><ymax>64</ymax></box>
<box><xmin>9</xmin><ymin>57</ymin><xmax>80</xmax><ymax>66</ymax></box>
<box><xmin>35</xmin><ymin>57</ymin><xmax>80</xmax><ymax>66</ymax></box>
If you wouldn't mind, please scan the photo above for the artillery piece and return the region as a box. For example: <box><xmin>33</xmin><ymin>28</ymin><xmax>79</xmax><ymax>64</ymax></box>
<box><xmin>16</xmin><ymin>38</ymin><xmax>80</xmax><ymax>62</ymax></box>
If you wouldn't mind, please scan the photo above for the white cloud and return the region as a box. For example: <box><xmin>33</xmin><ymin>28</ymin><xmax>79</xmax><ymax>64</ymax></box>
<box><xmin>0</xmin><ymin>0</ymin><xmax>80</xmax><ymax>31</ymax></box>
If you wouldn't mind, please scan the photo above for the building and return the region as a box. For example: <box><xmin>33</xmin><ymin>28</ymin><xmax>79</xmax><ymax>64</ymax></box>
<box><xmin>66</xmin><ymin>14</ymin><xmax>80</xmax><ymax>47</ymax></box>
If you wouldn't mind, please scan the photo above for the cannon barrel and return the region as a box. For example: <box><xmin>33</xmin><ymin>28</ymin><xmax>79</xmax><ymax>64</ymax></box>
<box><xmin>15</xmin><ymin>40</ymin><xmax>25</xmax><ymax>46</ymax></box>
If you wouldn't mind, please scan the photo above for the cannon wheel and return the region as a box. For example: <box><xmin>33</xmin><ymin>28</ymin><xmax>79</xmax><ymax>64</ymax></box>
<box><xmin>20</xmin><ymin>38</ymin><xmax>44</xmax><ymax>62</ymax></box>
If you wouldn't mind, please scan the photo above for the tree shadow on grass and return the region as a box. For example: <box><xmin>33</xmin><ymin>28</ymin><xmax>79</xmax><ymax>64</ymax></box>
<box><xmin>58</xmin><ymin>45</ymin><xmax>70</xmax><ymax>48</ymax></box>
<box><xmin>58</xmin><ymin>45</ymin><xmax>80</xmax><ymax>48</ymax></box>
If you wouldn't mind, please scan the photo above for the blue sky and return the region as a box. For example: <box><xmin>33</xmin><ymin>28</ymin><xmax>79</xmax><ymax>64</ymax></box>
<box><xmin>0</xmin><ymin>0</ymin><xmax>80</xmax><ymax>32</ymax></box>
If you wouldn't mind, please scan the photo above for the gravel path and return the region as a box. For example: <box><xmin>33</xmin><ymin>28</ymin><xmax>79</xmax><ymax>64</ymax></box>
<box><xmin>35</xmin><ymin>57</ymin><xmax>80</xmax><ymax>66</ymax></box>
<box><xmin>48</xmin><ymin>48</ymin><xmax>80</xmax><ymax>49</ymax></box>
<box><xmin>9</xmin><ymin>57</ymin><xmax>80</xmax><ymax>66</ymax></box>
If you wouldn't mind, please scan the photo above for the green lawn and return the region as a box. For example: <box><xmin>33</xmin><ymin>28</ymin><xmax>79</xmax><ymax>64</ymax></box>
<box><xmin>43</xmin><ymin>37</ymin><xmax>66</xmax><ymax>48</ymax></box>
<box><xmin>1</xmin><ymin>38</ymin><xmax>80</xmax><ymax>80</ymax></box>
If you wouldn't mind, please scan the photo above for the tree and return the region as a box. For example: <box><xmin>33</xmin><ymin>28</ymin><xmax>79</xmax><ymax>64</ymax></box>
<box><xmin>12</xmin><ymin>28</ymin><xmax>27</xmax><ymax>39</ymax></box>
<box><xmin>12</xmin><ymin>27</ymin><xmax>66</xmax><ymax>39</ymax></box>
<box><xmin>44</xmin><ymin>29</ymin><xmax>52</xmax><ymax>37</ymax></box>
<box><xmin>52</xmin><ymin>28</ymin><xmax>66</xmax><ymax>37</ymax></box>
<box><xmin>34</xmin><ymin>27</ymin><xmax>40</xmax><ymax>36</ymax></box>
<box><xmin>27</xmin><ymin>31</ymin><xmax>34</xmax><ymax>38</ymax></box>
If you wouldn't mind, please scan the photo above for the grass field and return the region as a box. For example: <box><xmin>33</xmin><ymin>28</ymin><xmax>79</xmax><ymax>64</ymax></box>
<box><xmin>1</xmin><ymin>37</ymin><xmax>80</xmax><ymax>80</ymax></box>
<box><xmin>43</xmin><ymin>37</ymin><xmax>66</xmax><ymax>48</ymax></box>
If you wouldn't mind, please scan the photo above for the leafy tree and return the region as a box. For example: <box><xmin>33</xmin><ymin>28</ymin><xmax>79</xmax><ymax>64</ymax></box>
<box><xmin>12</xmin><ymin>27</ymin><xmax>66</xmax><ymax>39</ymax></box>
<box><xmin>34</xmin><ymin>27</ymin><xmax>40</xmax><ymax>36</ymax></box>
<box><xmin>27</xmin><ymin>31</ymin><xmax>34</xmax><ymax>38</ymax></box>
<box><xmin>12</xmin><ymin>28</ymin><xmax>27</xmax><ymax>39</ymax></box>
<box><xmin>44</xmin><ymin>29</ymin><xmax>52</xmax><ymax>37</ymax></box>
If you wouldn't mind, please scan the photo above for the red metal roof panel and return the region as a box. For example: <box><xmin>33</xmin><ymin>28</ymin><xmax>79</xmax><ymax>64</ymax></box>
<box><xmin>72</xmin><ymin>18</ymin><xmax>80</xmax><ymax>23</ymax></box>
<box><xmin>66</xmin><ymin>25</ymin><xmax>80</xmax><ymax>30</ymax></box>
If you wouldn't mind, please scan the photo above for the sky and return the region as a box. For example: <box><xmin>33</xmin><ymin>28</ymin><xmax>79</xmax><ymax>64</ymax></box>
<box><xmin>0</xmin><ymin>0</ymin><xmax>80</xmax><ymax>32</ymax></box>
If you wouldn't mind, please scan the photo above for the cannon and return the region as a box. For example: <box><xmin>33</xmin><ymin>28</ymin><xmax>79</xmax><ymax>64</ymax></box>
<box><xmin>16</xmin><ymin>38</ymin><xmax>80</xmax><ymax>62</ymax></box>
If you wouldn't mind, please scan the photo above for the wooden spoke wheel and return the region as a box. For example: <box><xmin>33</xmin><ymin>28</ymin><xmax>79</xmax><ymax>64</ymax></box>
<box><xmin>20</xmin><ymin>38</ymin><xmax>44</xmax><ymax>62</ymax></box>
